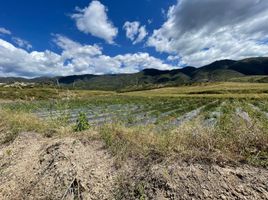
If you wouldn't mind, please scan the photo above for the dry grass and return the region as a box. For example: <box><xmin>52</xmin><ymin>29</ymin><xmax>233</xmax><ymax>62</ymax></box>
<box><xmin>1</xmin><ymin>103</ymin><xmax>267</xmax><ymax>167</ymax></box>
<box><xmin>0</xmin><ymin>108</ymin><xmax>101</xmax><ymax>145</ymax></box>
<box><xmin>124</xmin><ymin>82</ymin><xmax>268</xmax><ymax>99</ymax></box>
<box><xmin>0</xmin><ymin>86</ymin><xmax>115</xmax><ymax>100</ymax></box>
<box><xmin>0</xmin><ymin>114</ymin><xmax>267</xmax><ymax>168</ymax></box>
<box><xmin>2</xmin><ymin>82</ymin><xmax>268</xmax><ymax>100</ymax></box>
<box><xmin>99</xmin><ymin>117</ymin><xmax>268</xmax><ymax>167</ymax></box>
<box><xmin>0</xmin><ymin>109</ymin><xmax>71</xmax><ymax>144</ymax></box>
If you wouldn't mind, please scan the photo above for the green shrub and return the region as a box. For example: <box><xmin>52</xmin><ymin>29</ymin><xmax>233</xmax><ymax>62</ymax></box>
<box><xmin>74</xmin><ymin>112</ymin><xmax>90</xmax><ymax>132</ymax></box>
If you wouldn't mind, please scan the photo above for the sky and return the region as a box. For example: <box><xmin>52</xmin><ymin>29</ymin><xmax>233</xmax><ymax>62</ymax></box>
<box><xmin>0</xmin><ymin>0</ymin><xmax>268</xmax><ymax>78</ymax></box>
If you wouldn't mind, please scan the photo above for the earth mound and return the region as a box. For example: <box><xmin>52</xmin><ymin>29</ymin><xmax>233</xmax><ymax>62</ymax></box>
<box><xmin>0</xmin><ymin>132</ymin><xmax>267</xmax><ymax>199</ymax></box>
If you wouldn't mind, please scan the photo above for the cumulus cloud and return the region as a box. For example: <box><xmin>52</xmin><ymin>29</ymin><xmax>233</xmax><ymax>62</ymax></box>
<box><xmin>54</xmin><ymin>34</ymin><xmax>102</xmax><ymax>57</ymax></box>
<box><xmin>114</xmin><ymin>52</ymin><xmax>173</xmax><ymax>73</ymax></box>
<box><xmin>167</xmin><ymin>55</ymin><xmax>180</xmax><ymax>61</ymax></box>
<box><xmin>71</xmin><ymin>1</ymin><xmax>118</xmax><ymax>44</ymax></box>
<box><xmin>12</xmin><ymin>37</ymin><xmax>32</xmax><ymax>50</ymax></box>
<box><xmin>123</xmin><ymin>22</ymin><xmax>139</xmax><ymax>41</ymax></box>
<box><xmin>0</xmin><ymin>27</ymin><xmax>11</xmax><ymax>35</ymax></box>
<box><xmin>123</xmin><ymin>21</ymin><xmax>148</xmax><ymax>44</ymax></box>
<box><xmin>0</xmin><ymin>39</ymin><xmax>63</xmax><ymax>77</ymax></box>
<box><xmin>147</xmin><ymin>0</ymin><xmax>268</xmax><ymax>66</ymax></box>
<box><xmin>52</xmin><ymin>35</ymin><xmax>175</xmax><ymax>74</ymax></box>
<box><xmin>0</xmin><ymin>35</ymin><xmax>175</xmax><ymax>77</ymax></box>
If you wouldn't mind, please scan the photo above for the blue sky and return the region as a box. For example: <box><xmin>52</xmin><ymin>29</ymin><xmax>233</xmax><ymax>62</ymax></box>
<box><xmin>0</xmin><ymin>0</ymin><xmax>173</xmax><ymax>53</ymax></box>
<box><xmin>0</xmin><ymin>0</ymin><xmax>268</xmax><ymax>77</ymax></box>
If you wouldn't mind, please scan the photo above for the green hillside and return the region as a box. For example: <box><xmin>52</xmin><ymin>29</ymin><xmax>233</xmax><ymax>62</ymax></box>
<box><xmin>0</xmin><ymin>57</ymin><xmax>267</xmax><ymax>91</ymax></box>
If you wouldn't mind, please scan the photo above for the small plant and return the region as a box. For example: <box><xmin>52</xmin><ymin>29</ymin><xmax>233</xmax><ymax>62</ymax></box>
<box><xmin>74</xmin><ymin>112</ymin><xmax>90</xmax><ymax>132</ymax></box>
<box><xmin>6</xmin><ymin>149</ymin><xmax>12</xmax><ymax>156</ymax></box>
<box><xmin>136</xmin><ymin>182</ymin><xmax>146</xmax><ymax>200</ymax></box>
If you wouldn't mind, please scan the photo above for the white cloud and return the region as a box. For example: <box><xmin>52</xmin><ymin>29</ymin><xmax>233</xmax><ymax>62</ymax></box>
<box><xmin>12</xmin><ymin>37</ymin><xmax>32</xmax><ymax>50</ymax></box>
<box><xmin>135</xmin><ymin>26</ymin><xmax>148</xmax><ymax>44</ymax></box>
<box><xmin>114</xmin><ymin>52</ymin><xmax>173</xmax><ymax>73</ymax></box>
<box><xmin>123</xmin><ymin>21</ymin><xmax>139</xmax><ymax>41</ymax></box>
<box><xmin>0</xmin><ymin>27</ymin><xmax>11</xmax><ymax>35</ymax></box>
<box><xmin>123</xmin><ymin>21</ymin><xmax>148</xmax><ymax>44</ymax></box>
<box><xmin>0</xmin><ymin>35</ymin><xmax>176</xmax><ymax>78</ymax></box>
<box><xmin>0</xmin><ymin>27</ymin><xmax>32</xmax><ymax>50</ymax></box>
<box><xmin>54</xmin><ymin>34</ymin><xmax>102</xmax><ymax>58</ymax></box>
<box><xmin>0</xmin><ymin>38</ymin><xmax>63</xmax><ymax>77</ymax></box>
<box><xmin>147</xmin><ymin>0</ymin><xmax>268</xmax><ymax>67</ymax></box>
<box><xmin>53</xmin><ymin>35</ymin><xmax>174</xmax><ymax>74</ymax></box>
<box><xmin>71</xmin><ymin>1</ymin><xmax>118</xmax><ymax>44</ymax></box>
<box><xmin>167</xmin><ymin>55</ymin><xmax>180</xmax><ymax>61</ymax></box>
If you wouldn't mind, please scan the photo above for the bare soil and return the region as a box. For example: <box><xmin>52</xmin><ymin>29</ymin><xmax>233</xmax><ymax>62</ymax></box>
<box><xmin>0</xmin><ymin>132</ymin><xmax>117</xmax><ymax>200</ymax></box>
<box><xmin>0</xmin><ymin>132</ymin><xmax>267</xmax><ymax>200</ymax></box>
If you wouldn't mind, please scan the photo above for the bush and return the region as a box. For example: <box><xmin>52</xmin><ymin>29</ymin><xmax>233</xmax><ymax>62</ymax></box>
<box><xmin>74</xmin><ymin>112</ymin><xmax>90</xmax><ymax>132</ymax></box>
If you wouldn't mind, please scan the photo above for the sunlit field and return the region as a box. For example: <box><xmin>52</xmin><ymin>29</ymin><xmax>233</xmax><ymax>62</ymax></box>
<box><xmin>1</xmin><ymin>0</ymin><xmax>268</xmax><ymax>198</ymax></box>
<box><xmin>1</xmin><ymin>82</ymin><xmax>267</xmax><ymax>168</ymax></box>
<box><xmin>125</xmin><ymin>82</ymin><xmax>268</xmax><ymax>98</ymax></box>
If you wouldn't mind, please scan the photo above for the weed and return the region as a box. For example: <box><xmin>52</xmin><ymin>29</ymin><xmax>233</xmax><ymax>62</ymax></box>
<box><xmin>6</xmin><ymin>149</ymin><xmax>12</xmax><ymax>156</ymax></box>
<box><xmin>74</xmin><ymin>112</ymin><xmax>90</xmax><ymax>132</ymax></box>
<box><xmin>135</xmin><ymin>182</ymin><xmax>146</xmax><ymax>200</ymax></box>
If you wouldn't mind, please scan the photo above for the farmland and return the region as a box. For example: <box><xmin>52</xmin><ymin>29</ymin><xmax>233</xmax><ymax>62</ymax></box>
<box><xmin>1</xmin><ymin>0</ymin><xmax>268</xmax><ymax>197</ymax></box>
<box><xmin>1</xmin><ymin>82</ymin><xmax>268</xmax><ymax>164</ymax></box>
<box><xmin>0</xmin><ymin>82</ymin><xmax>268</xmax><ymax>199</ymax></box>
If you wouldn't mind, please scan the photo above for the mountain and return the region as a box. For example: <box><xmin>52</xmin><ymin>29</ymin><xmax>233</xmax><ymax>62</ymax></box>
<box><xmin>192</xmin><ymin>57</ymin><xmax>268</xmax><ymax>82</ymax></box>
<box><xmin>0</xmin><ymin>57</ymin><xmax>267</xmax><ymax>91</ymax></box>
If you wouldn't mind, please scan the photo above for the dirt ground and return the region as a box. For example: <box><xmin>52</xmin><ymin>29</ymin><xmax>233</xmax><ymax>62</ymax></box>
<box><xmin>0</xmin><ymin>132</ymin><xmax>267</xmax><ymax>200</ymax></box>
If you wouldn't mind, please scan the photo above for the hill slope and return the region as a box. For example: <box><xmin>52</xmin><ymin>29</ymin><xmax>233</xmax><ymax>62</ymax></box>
<box><xmin>0</xmin><ymin>57</ymin><xmax>267</xmax><ymax>90</ymax></box>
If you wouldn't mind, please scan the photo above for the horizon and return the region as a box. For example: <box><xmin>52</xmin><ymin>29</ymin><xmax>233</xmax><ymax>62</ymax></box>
<box><xmin>0</xmin><ymin>0</ymin><xmax>268</xmax><ymax>78</ymax></box>
<box><xmin>0</xmin><ymin>56</ymin><xmax>267</xmax><ymax>79</ymax></box>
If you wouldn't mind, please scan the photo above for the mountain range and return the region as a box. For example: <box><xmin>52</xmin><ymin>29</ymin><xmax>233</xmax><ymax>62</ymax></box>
<box><xmin>1</xmin><ymin>57</ymin><xmax>268</xmax><ymax>91</ymax></box>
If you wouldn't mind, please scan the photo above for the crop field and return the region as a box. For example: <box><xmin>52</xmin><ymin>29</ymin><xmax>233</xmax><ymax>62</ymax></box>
<box><xmin>0</xmin><ymin>82</ymin><xmax>268</xmax><ymax>167</ymax></box>
<box><xmin>3</xmin><ymin>97</ymin><xmax>209</xmax><ymax>127</ymax></box>
<box><xmin>3</xmin><ymin>96</ymin><xmax>268</xmax><ymax>130</ymax></box>
<box><xmin>1</xmin><ymin>82</ymin><xmax>268</xmax><ymax>130</ymax></box>
<box><xmin>125</xmin><ymin>82</ymin><xmax>268</xmax><ymax>98</ymax></box>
